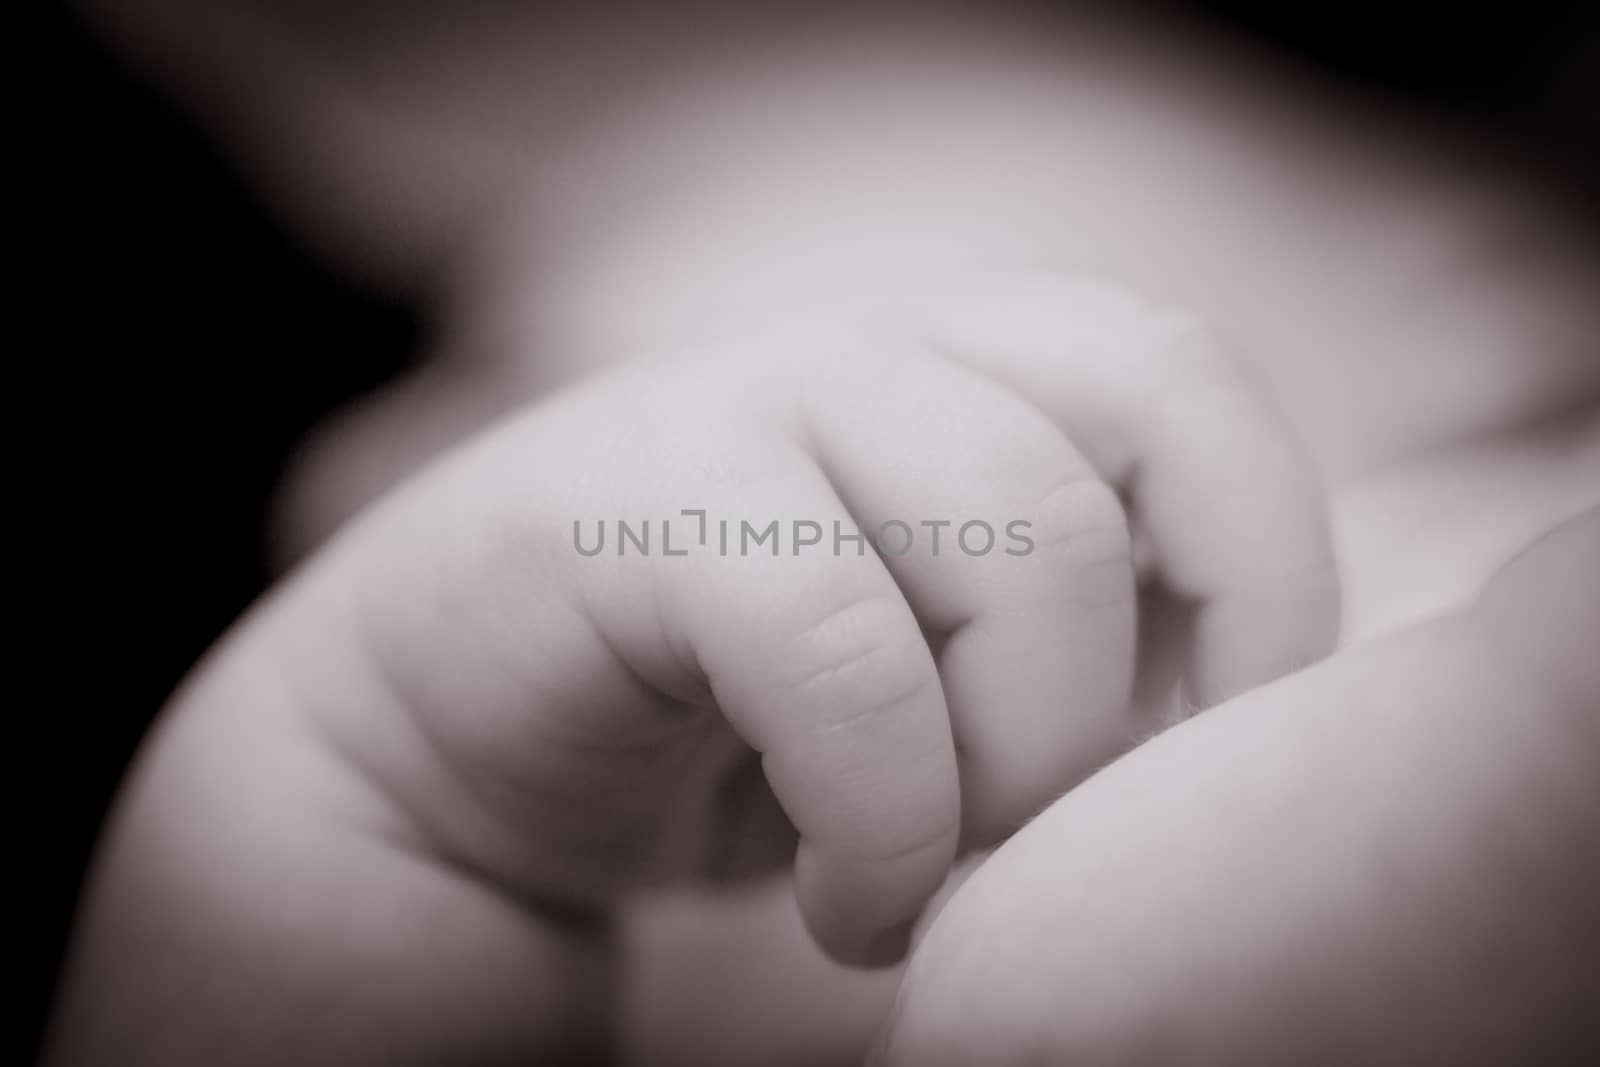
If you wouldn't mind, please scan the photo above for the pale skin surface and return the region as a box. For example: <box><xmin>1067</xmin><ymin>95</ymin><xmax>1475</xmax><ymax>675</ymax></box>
<box><xmin>55</xmin><ymin>3</ymin><xmax>1600</xmax><ymax>1064</ymax></box>
<box><xmin>877</xmin><ymin>508</ymin><xmax>1600</xmax><ymax>1066</ymax></box>
<box><xmin>45</xmin><ymin>279</ymin><xmax>1342</xmax><ymax>1064</ymax></box>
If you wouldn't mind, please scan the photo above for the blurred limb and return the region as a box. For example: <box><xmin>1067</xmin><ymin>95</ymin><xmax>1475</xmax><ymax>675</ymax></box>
<box><xmin>876</xmin><ymin>504</ymin><xmax>1600</xmax><ymax>1066</ymax></box>
<box><xmin>65</xmin><ymin>1</ymin><xmax>1004</xmax><ymax>295</ymax></box>
<box><xmin>173</xmin><ymin>2</ymin><xmax>1600</xmax><ymax>560</ymax></box>
<box><xmin>71</xmin><ymin>1</ymin><xmax>1600</xmax><ymax>458</ymax></box>
<box><xmin>72</xmin><ymin>5</ymin><xmax>1596</xmax><ymax>558</ymax></box>
<box><xmin>68</xmin><ymin>0</ymin><xmax>536</xmax><ymax>293</ymax></box>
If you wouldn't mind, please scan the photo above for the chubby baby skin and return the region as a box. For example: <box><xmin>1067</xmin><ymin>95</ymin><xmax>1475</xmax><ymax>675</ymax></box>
<box><xmin>877</xmin><ymin>503</ymin><xmax>1600</xmax><ymax>1067</ymax></box>
<box><xmin>45</xmin><ymin>277</ymin><xmax>1338</xmax><ymax>1065</ymax></box>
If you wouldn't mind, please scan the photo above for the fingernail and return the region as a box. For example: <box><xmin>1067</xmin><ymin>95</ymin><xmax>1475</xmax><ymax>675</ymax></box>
<box><xmin>858</xmin><ymin>918</ymin><xmax>915</xmax><ymax>969</ymax></box>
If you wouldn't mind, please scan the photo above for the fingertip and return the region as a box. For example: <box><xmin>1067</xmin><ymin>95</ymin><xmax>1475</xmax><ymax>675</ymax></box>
<box><xmin>861</xmin><ymin>919</ymin><xmax>917</xmax><ymax>969</ymax></box>
<box><xmin>793</xmin><ymin>836</ymin><xmax>951</xmax><ymax>969</ymax></box>
<box><xmin>1185</xmin><ymin>563</ymin><xmax>1341</xmax><ymax>708</ymax></box>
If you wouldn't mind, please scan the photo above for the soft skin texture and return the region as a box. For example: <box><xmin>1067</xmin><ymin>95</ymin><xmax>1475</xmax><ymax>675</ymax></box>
<box><xmin>875</xmin><ymin>506</ymin><xmax>1600</xmax><ymax>1067</ymax></box>
<box><xmin>610</xmin><ymin>405</ymin><xmax>1600</xmax><ymax>1067</ymax></box>
<box><xmin>59</xmin><ymin>3</ymin><xmax>1600</xmax><ymax>1063</ymax></box>
<box><xmin>44</xmin><ymin>280</ymin><xmax>1336</xmax><ymax>1065</ymax></box>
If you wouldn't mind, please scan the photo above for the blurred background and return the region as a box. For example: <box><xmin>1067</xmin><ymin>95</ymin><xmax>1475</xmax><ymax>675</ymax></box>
<box><xmin>28</xmin><ymin>3</ymin><xmax>1596</xmax><ymax>1060</ymax></box>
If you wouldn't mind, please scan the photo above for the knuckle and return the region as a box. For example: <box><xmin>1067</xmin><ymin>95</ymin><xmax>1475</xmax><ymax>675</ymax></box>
<box><xmin>1032</xmin><ymin>478</ymin><xmax>1131</xmax><ymax>559</ymax></box>
<box><xmin>853</xmin><ymin>813</ymin><xmax>959</xmax><ymax>866</ymax></box>
<box><xmin>1028</xmin><ymin>478</ymin><xmax>1134</xmax><ymax>604</ymax></box>
<box><xmin>1134</xmin><ymin>304</ymin><xmax>1260</xmax><ymax>412</ymax></box>
<box><xmin>784</xmin><ymin>595</ymin><xmax>938</xmax><ymax>721</ymax></box>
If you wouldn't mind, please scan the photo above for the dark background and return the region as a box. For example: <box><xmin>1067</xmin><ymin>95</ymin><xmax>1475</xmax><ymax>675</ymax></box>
<box><xmin>28</xmin><ymin>4</ymin><xmax>1596</xmax><ymax>1060</ymax></box>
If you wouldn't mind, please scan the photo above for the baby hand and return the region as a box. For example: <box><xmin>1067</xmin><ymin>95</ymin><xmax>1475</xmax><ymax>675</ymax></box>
<box><xmin>49</xmin><ymin>276</ymin><xmax>1338</xmax><ymax>1065</ymax></box>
